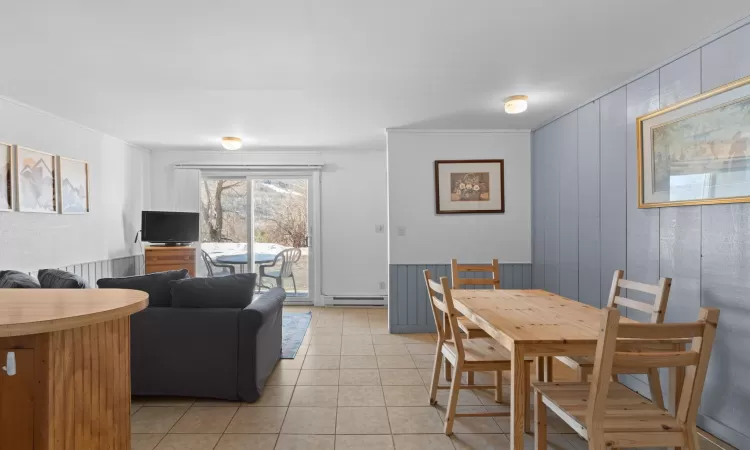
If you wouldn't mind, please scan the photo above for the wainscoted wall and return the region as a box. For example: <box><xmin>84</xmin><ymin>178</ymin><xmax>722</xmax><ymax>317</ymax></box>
<box><xmin>389</xmin><ymin>263</ymin><xmax>532</xmax><ymax>333</ymax></box>
<box><xmin>531</xmin><ymin>23</ymin><xmax>750</xmax><ymax>448</ymax></box>
<box><xmin>23</xmin><ymin>255</ymin><xmax>145</xmax><ymax>287</ymax></box>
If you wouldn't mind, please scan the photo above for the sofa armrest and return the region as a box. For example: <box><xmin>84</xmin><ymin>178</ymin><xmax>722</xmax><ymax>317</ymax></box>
<box><xmin>238</xmin><ymin>287</ymin><xmax>286</xmax><ymax>402</ymax></box>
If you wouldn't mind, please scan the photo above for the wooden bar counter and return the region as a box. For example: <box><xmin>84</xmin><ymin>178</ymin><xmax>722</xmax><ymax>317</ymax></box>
<box><xmin>0</xmin><ymin>289</ymin><xmax>148</xmax><ymax>450</ymax></box>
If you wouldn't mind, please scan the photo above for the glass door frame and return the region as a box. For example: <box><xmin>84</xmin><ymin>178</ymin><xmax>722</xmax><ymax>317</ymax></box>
<box><xmin>246</xmin><ymin>171</ymin><xmax>321</xmax><ymax>306</ymax></box>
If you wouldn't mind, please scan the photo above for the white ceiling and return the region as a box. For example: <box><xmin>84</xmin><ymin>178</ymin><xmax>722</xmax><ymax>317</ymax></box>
<box><xmin>1</xmin><ymin>1</ymin><xmax>749</xmax><ymax>151</ymax></box>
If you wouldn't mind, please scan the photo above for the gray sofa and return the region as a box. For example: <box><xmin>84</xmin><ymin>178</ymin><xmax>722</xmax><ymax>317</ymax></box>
<box><xmin>129</xmin><ymin>287</ymin><xmax>285</xmax><ymax>402</ymax></box>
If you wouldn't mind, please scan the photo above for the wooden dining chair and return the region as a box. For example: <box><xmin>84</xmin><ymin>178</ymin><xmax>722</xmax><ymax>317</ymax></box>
<box><xmin>556</xmin><ymin>269</ymin><xmax>672</xmax><ymax>408</ymax></box>
<box><xmin>450</xmin><ymin>259</ymin><xmax>500</xmax><ymax>339</ymax></box>
<box><xmin>423</xmin><ymin>269</ymin><xmax>533</xmax><ymax>435</ymax></box>
<box><xmin>534</xmin><ymin>307</ymin><xmax>719</xmax><ymax>450</ymax></box>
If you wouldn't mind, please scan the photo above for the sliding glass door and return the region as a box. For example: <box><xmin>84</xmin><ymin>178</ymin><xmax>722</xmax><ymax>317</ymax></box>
<box><xmin>248</xmin><ymin>175</ymin><xmax>314</xmax><ymax>303</ymax></box>
<box><xmin>198</xmin><ymin>172</ymin><xmax>317</xmax><ymax>304</ymax></box>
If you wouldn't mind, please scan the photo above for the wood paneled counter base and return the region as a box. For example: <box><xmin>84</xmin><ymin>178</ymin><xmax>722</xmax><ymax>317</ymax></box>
<box><xmin>0</xmin><ymin>289</ymin><xmax>149</xmax><ymax>450</ymax></box>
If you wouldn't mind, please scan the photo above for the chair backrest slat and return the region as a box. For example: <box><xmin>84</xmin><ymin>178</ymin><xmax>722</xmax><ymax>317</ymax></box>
<box><xmin>423</xmin><ymin>269</ymin><xmax>464</xmax><ymax>356</ymax></box>
<box><xmin>587</xmin><ymin>307</ymin><xmax>720</xmax><ymax>431</ymax></box>
<box><xmin>606</xmin><ymin>270</ymin><xmax>672</xmax><ymax>324</ymax></box>
<box><xmin>451</xmin><ymin>259</ymin><xmax>501</xmax><ymax>289</ymax></box>
<box><xmin>612</xmin><ymin>351</ymin><xmax>699</xmax><ymax>370</ymax></box>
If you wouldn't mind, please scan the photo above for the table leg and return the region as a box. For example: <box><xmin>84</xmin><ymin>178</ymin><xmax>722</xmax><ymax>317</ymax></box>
<box><xmin>510</xmin><ymin>343</ymin><xmax>526</xmax><ymax>450</ymax></box>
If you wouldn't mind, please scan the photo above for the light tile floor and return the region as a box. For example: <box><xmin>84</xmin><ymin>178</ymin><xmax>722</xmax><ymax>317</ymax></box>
<box><xmin>132</xmin><ymin>306</ymin><xmax>734</xmax><ymax>450</ymax></box>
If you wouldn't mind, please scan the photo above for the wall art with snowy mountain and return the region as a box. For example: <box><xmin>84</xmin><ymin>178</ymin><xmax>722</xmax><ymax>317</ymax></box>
<box><xmin>59</xmin><ymin>157</ymin><xmax>89</xmax><ymax>214</ymax></box>
<box><xmin>1</xmin><ymin>143</ymin><xmax>12</xmax><ymax>211</ymax></box>
<box><xmin>16</xmin><ymin>146</ymin><xmax>57</xmax><ymax>213</ymax></box>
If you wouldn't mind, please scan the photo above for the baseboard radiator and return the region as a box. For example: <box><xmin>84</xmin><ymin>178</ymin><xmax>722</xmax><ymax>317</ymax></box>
<box><xmin>324</xmin><ymin>296</ymin><xmax>387</xmax><ymax>307</ymax></box>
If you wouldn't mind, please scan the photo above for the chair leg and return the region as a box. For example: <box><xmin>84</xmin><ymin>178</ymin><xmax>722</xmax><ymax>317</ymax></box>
<box><xmin>429</xmin><ymin>345</ymin><xmax>443</xmax><ymax>405</ymax></box>
<box><xmin>444</xmin><ymin>363</ymin><xmax>462</xmax><ymax>435</ymax></box>
<box><xmin>683</xmin><ymin>424</ymin><xmax>700</xmax><ymax>450</ymax></box>
<box><xmin>494</xmin><ymin>371</ymin><xmax>503</xmax><ymax>403</ymax></box>
<box><xmin>291</xmin><ymin>273</ymin><xmax>297</xmax><ymax>295</ymax></box>
<box><xmin>256</xmin><ymin>276</ymin><xmax>263</xmax><ymax>293</ymax></box>
<box><xmin>647</xmin><ymin>368</ymin><xmax>665</xmax><ymax>410</ymax></box>
<box><xmin>534</xmin><ymin>390</ymin><xmax>547</xmax><ymax>450</ymax></box>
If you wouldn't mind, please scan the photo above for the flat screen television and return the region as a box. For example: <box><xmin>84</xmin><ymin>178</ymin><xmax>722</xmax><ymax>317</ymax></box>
<box><xmin>141</xmin><ymin>211</ymin><xmax>200</xmax><ymax>245</ymax></box>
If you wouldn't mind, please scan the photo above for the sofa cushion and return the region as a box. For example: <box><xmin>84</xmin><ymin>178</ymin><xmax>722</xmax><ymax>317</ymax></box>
<box><xmin>38</xmin><ymin>269</ymin><xmax>88</xmax><ymax>289</ymax></box>
<box><xmin>97</xmin><ymin>269</ymin><xmax>189</xmax><ymax>307</ymax></box>
<box><xmin>0</xmin><ymin>270</ymin><xmax>40</xmax><ymax>288</ymax></box>
<box><xmin>170</xmin><ymin>273</ymin><xmax>257</xmax><ymax>309</ymax></box>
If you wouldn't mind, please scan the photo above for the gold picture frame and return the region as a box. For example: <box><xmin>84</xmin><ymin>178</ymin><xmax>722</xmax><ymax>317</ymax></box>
<box><xmin>637</xmin><ymin>74</ymin><xmax>750</xmax><ymax>208</ymax></box>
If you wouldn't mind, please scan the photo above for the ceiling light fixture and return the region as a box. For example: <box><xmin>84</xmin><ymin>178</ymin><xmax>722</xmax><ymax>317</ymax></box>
<box><xmin>221</xmin><ymin>136</ymin><xmax>242</xmax><ymax>150</ymax></box>
<box><xmin>504</xmin><ymin>95</ymin><xmax>528</xmax><ymax>114</ymax></box>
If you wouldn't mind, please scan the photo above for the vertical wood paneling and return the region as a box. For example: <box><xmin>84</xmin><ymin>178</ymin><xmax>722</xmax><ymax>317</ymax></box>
<box><xmin>599</xmin><ymin>87</ymin><xmax>628</xmax><ymax>309</ymax></box>
<box><xmin>530</xmin><ymin>22</ymin><xmax>750</xmax><ymax>448</ymax></box>
<box><xmin>577</xmin><ymin>101</ymin><xmax>601</xmax><ymax>308</ymax></box>
<box><xmin>532</xmin><ymin>130</ymin><xmax>546</xmax><ymax>288</ymax></box>
<box><xmin>626</xmin><ymin>72</ymin><xmax>661</xmax><ymax>322</ymax></box>
<box><xmin>543</xmin><ymin>121</ymin><xmax>561</xmax><ymax>294</ymax></box>
<box><xmin>558</xmin><ymin>112</ymin><xmax>580</xmax><ymax>300</ymax></box>
<box><xmin>698</xmin><ymin>23</ymin><xmax>750</xmax><ymax>446</ymax></box>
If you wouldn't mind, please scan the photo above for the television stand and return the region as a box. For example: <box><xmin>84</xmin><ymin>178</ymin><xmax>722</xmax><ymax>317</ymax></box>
<box><xmin>145</xmin><ymin>245</ymin><xmax>196</xmax><ymax>276</ymax></box>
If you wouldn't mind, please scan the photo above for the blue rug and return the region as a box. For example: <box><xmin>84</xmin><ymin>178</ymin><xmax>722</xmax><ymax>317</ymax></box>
<box><xmin>281</xmin><ymin>311</ymin><xmax>312</xmax><ymax>359</ymax></box>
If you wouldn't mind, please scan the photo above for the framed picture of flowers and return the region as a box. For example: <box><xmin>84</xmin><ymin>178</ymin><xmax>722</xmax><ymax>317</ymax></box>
<box><xmin>434</xmin><ymin>159</ymin><xmax>505</xmax><ymax>214</ymax></box>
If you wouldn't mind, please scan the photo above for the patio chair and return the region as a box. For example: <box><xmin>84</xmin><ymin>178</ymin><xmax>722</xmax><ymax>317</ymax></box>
<box><xmin>201</xmin><ymin>250</ymin><xmax>235</xmax><ymax>277</ymax></box>
<box><xmin>258</xmin><ymin>248</ymin><xmax>302</xmax><ymax>294</ymax></box>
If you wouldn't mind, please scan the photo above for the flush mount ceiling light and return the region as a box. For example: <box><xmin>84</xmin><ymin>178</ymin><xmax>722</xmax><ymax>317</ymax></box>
<box><xmin>221</xmin><ymin>136</ymin><xmax>242</xmax><ymax>150</ymax></box>
<box><xmin>504</xmin><ymin>95</ymin><xmax>528</xmax><ymax>114</ymax></box>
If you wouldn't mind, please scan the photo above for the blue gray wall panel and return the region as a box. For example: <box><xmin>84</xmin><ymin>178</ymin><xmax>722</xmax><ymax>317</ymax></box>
<box><xmin>577</xmin><ymin>101</ymin><xmax>601</xmax><ymax>308</ymax></box>
<box><xmin>598</xmin><ymin>87</ymin><xmax>628</xmax><ymax>309</ymax></box>
<box><xmin>558</xmin><ymin>112</ymin><xmax>579</xmax><ymax>300</ymax></box>
<box><xmin>389</xmin><ymin>263</ymin><xmax>532</xmax><ymax>333</ymax></box>
<box><xmin>530</xmin><ymin>22</ymin><xmax>750</xmax><ymax>448</ymax></box>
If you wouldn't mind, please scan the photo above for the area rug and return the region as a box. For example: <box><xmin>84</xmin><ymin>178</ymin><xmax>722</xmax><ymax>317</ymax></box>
<box><xmin>281</xmin><ymin>311</ymin><xmax>312</xmax><ymax>358</ymax></box>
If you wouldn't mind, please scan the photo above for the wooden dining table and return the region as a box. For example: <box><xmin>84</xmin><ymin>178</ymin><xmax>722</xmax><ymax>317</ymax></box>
<box><xmin>451</xmin><ymin>289</ymin><xmax>686</xmax><ymax>450</ymax></box>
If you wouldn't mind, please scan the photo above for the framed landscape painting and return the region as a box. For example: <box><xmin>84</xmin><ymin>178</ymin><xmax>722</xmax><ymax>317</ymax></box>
<box><xmin>638</xmin><ymin>75</ymin><xmax>750</xmax><ymax>208</ymax></box>
<box><xmin>58</xmin><ymin>157</ymin><xmax>90</xmax><ymax>214</ymax></box>
<box><xmin>434</xmin><ymin>159</ymin><xmax>505</xmax><ymax>214</ymax></box>
<box><xmin>16</xmin><ymin>146</ymin><xmax>57</xmax><ymax>213</ymax></box>
<box><xmin>1</xmin><ymin>143</ymin><xmax>12</xmax><ymax>211</ymax></box>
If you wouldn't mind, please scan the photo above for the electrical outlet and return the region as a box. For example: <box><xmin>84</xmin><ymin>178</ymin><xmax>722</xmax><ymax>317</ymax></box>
<box><xmin>375</xmin><ymin>224</ymin><xmax>385</xmax><ymax>233</ymax></box>
<box><xmin>397</xmin><ymin>226</ymin><xmax>406</xmax><ymax>236</ymax></box>
<box><xmin>379</xmin><ymin>281</ymin><xmax>387</xmax><ymax>290</ymax></box>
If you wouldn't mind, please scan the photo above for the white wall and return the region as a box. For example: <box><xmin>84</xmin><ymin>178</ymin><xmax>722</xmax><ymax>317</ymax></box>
<box><xmin>386</xmin><ymin>130</ymin><xmax>531</xmax><ymax>264</ymax></box>
<box><xmin>0</xmin><ymin>97</ymin><xmax>150</xmax><ymax>271</ymax></box>
<box><xmin>149</xmin><ymin>149</ymin><xmax>388</xmax><ymax>297</ymax></box>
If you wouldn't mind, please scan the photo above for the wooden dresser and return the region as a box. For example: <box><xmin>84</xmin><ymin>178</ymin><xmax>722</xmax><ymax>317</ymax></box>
<box><xmin>145</xmin><ymin>245</ymin><xmax>197</xmax><ymax>276</ymax></box>
<box><xmin>0</xmin><ymin>289</ymin><xmax>148</xmax><ymax>450</ymax></box>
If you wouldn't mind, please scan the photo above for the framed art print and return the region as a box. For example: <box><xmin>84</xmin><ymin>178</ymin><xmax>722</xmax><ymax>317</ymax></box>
<box><xmin>434</xmin><ymin>159</ymin><xmax>505</xmax><ymax>214</ymax></box>
<box><xmin>0</xmin><ymin>142</ymin><xmax>12</xmax><ymax>211</ymax></box>
<box><xmin>638</xmin><ymin>74</ymin><xmax>750</xmax><ymax>208</ymax></box>
<box><xmin>15</xmin><ymin>146</ymin><xmax>57</xmax><ymax>213</ymax></box>
<box><xmin>58</xmin><ymin>156</ymin><xmax>90</xmax><ymax>214</ymax></box>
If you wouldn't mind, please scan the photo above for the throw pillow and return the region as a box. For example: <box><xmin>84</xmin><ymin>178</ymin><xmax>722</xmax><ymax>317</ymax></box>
<box><xmin>0</xmin><ymin>270</ymin><xmax>41</xmax><ymax>288</ymax></box>
<box><xmin>38</xmin><ymin>269</ymin><xmax>89</xmax><ymax>289</ymax></box>
<box><xmin>97</xmin><ymin>269</ymin><xmax>189</xmax><ymax>307</ymax></box>
<box><xmin>170</xmin><ymin>273</ymin><xmax>257</xmax><ymax>309</ymax></box>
